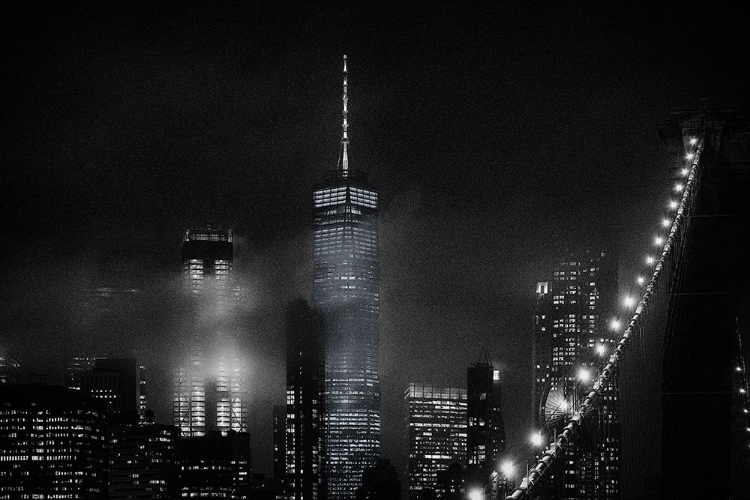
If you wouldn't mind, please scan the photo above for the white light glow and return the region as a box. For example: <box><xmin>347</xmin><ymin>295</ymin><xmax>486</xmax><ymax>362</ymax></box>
<box><xmin>501</xmin><ymin>460</ymin><xmax>515</xmax><ymax>478</ymax></box>
<box><xmin>637</xmin><ymin>276</ymin><xmax>645</xmax><ymax>285</ymax></box>
<box><xmin>681</xmin><ymin>168</ymin><xmax>689</xmax><ymax>176</ymax></box>
<box><xmin>662</xmin><ymin>218</ymin><xmax>671</xmax><ymax>228</ymax></box>
<box><xmin>655</xmin><ymin>236</ymin><xmax>664</xmax><ymax>246</ymax></box>
<box><xmin>530</xmin><ymin>431</ymin><xmax>543</xmax><ymax>447</ymax></box>
<box><xmin>624</xmin><ymin>296</ymin><xmax>635</xmax><ymax>308</ymax></box>
<box><xmin>560</xmin><ymin>400</ymin><xmax>569</xmax><ymax>411</ymax></box>
<box><xmin>674</xmin><ymin>183</ymin><xmax>684</xmax><ymax>192</ymax></box>
<box><xmin>646</xmin><ymin>256</ymin><xmax>655</xmax><ymax>265</ymax></box>
<box><xmin>741</xmin><ymin>389</ymin><xmax>746</xmax><ymax>394</ymax></box>
<box><xmin>690</xmin><ymin>138</ymin><xmax>698</xmax><ymax>145</ymax></box>
<box><xmin>669</xmin><ymin>200</ymin><xmax>679</xmax><ymax>209</ymax></box>
<box><xmin>596</xmin><ymin>344</ymin><xmax>607</xmax><ymax>356</ymax></box>
<box><xmin>578</xmin><ymin>367</ymin><xmax>591</xmax><ymax>383</ymax></box>
<box><xmin>686</xmin><ymin>153</ymin><xmax>695</xmax><ymax>160</ymax></box>
<box><xmin>468</xmin><ymin>489</ymin><xmax>484</xmax><ymax>500</ymax></box>
<box><xmin>738</xmin><ymin>366</ymin><xmax>743</xmax><ymax>372</ymax></box>
<box><xmin>611</xmin><ymin>319</ymin><xmax>621</xmax><ymax>330</ymax></box>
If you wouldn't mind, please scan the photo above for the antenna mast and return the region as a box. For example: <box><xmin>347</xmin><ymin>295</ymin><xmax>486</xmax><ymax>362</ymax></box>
<box><xmin>341</xmin><ymin>55</ymin><xmax>349</xmax><ymax>172</ymax></box>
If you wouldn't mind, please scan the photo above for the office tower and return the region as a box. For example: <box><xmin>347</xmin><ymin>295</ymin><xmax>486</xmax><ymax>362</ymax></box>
<box><xmin>355</xmin><ymin>459</ymin><xmax>402</xmax><ymax>500</ymax></box>
<box><xmin>313</xmin><ymin>56</ymin><xmax>380</xmax><ymax>499</ymax></box>
<box><xmin>177</xmin><ymin>431</ymin><xmax>252</xmax><ymax>498</ymax></box>
<box><xmin>0</xmin><ymin>385</ymin><xmax>107</xmax><ymax>498</ymax></box>
<box><xmin>406</xmin><ymin>384</ymin><xmax>468</xmax><ymax>500</ymax></box>
<box><xmin>81</xmin><ymin>356</ymin><xmax>141</xmax><ymax>425</ymax></box>
<box><xmin>0</xmin><ymin>352</ymin><xmax>19</xmax><ymax>385</ymax></box>
<box><xmin>285</xmin><ymin>299</ymin><xmax>325</xmax><ymax>500</ymax></box>
<box><xmin>467</xmin><ymin>356</ymin><xmax>506</xmax><ymax>476</ymax></box>
<box><xmin>65</xmin><ymin>355</ymin><xmax>103</xmax><ymax>390</ymax></box>
<box><xmin>174</xmin><ymin>226</ymin><xmax>247</xmax><ymax>437</ymax></box>
<box><xmin>533</xmin><ymin>250</ymin><xmax>620</xmax><ymax>499</ymax></box>
<box><xmin>139</xmin><ymin>363</ymin><xmax>148</xmax><ymax>421</ymax></box>
<box><xmin>108</xmin><ymin>424</ymin><xmax>180</xmax><ymax>499</ymax></box>
<box><xmin>273</xmin><ymin>404</ymin><xmax>286</xmax><ymax>484</ymax></box>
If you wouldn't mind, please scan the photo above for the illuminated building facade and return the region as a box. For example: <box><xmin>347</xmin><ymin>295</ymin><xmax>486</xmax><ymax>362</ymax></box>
<box><xmin>0</xmin><ymin>353</ymin><xmax>19</xmax><ymax>385</ymax></box>
<box><xmin>285</xmin><ymin>300</ymin><xmax>325</xmax><ymax>500</ymax></box>
<box><xmin>533</xmin><ymin>251</ymin><xmax>620</xmax><ymax>499</ymax></box>
<box><xmin>108</xmin><ymin>424</ymin><xmax>180</xmax><ymax>499</ymax></box>
<box><xmin>313</xmin><ymin>56</ymin><xmax>381</xmax><ymax>499</ymax></box>
<box><xmin>174</xmin><ymin>226</ymin><xmax>247</xmax><ymax>437</ymax></box>
<box><xmin>467</xmin><ymin>359</ymin><xmax>506</xmax><ymax>475</ymax></box>
<box><xmin>177</xmin><ymin>431</ymin><xmax>252</xmax><ymax>499</ymax></box>
<box><xmin>81</xmin><ymin>357</ymin><xmax>141</xmax><ymax>425</ymax></box>
<box><xmin>0</xmin><ymin>385</ymin><xmax>107</xmax><ymax>499</ymax></box>
<box><xmin>65</xmin><ymin>355</ymin><xmax>103</xmax><ymax>390</ymax></box>
<box><xmin>406</xmin><ymin>384</ymin><xmax>467</xmax><ymax>500</ymax></box>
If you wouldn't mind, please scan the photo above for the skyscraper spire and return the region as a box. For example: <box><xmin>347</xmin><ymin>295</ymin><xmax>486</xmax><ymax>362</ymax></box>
<box><xmin>340</xmin><ymin>54</ymin><xmax>349</xmax><ymax>172</ymax></box>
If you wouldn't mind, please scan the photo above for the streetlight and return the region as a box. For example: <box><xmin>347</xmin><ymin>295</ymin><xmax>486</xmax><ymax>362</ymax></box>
<box><xmin>468</xmin><ymin>488</ymin><xmax>484</xmax><ymax>500</ymax></box>
<box><xmin>577</xmin><ymin>367</ymin><xmax>591</xmax><ymax>384</ymax></box>
<box><xmin>530</xmin><ymin>431</ymin><xmax>543</xmax><ymax>448</ymax></box>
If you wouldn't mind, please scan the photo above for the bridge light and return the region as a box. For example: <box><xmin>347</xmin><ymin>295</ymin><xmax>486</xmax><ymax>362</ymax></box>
<box><xmin>745</xmin><ymin>408</ymin><xmax>749</xmax><ymax>414</ymax></box>
<box><xmin>681</xmin><ymin>168</ymin><xmax>689</xmax><ymax>176</ymax></box>
<box><xmin>674</xmin><ymin>183</ymin><xmax>684</xmax><ymax>192</ymax></box>
<box><xmin>741</xmin><ymin>388</ymin><xmax>746</xmax><ymax>394</ymax></box>
<box><xmin>662</xmin><ymin>218</ymin><xmax>671</xmax><ymax>228</ymax></box>
<box><xmin>690</xmin><ymin>137</ymin><xmax>698</xmax><ymax>145</ymax></box>
<box><xmin>577</xmin><ymin>368</ymin><xmax>591</xmax><ymax>383</ymax></box>
<box><xmin>646</xmin><ymin>256</ymin><xmax>655</xmax><ymax>265</ymax></box>
<box><xmin>669</xmin><ymin>200</ymin><xmax>678</xmax><ymax>210</ymax></box>
<box><xmin>685</xmin><ymin>153</ymin><xmax>695</xmax><ymax>160</ymax></box>
<box><xmin>637</xmin><ymin>276</ymin><xmax>645</xmax><ymax>285</ymax></box>
<box><xmin>468</xmin><ymin>488</ymin><xmax>484</xmax><ymax>500</ymax></box>
<box><xmin>501</xmin><ymin>460</ymin><xmax>515</xmax><ymax>478</ymax></box>
<box><xmin>611</xmin><ymin>319</ymin><xmax>621</xmax><ymax>330</ymax></box>
<box><xmin>624</xmin><ymin>296</ymin><xmax>635</xmax><ymax>308</ymax></box>
<box><xmin>530</xmin><ymin>431</ymin><xmax>543</xmax><ymax>447</ymax></box>
<box><xmin>596</xmin><ymin>344</ymin><xmax>607</xmax><ymax>356</ymax></box>
<box><xmin>737</xmin><ymin>366</ymin><xmax>743</xmax><ymax>372</ymax></box>
<box><xmin>560</xmin><ymin>400</ymin><xmax>569</xmax><ymax>411</ymax></box>
<box><xmin>654</xmin><ymin>236</ymin><xmax>664</xmax><ymax>246</ymax></box>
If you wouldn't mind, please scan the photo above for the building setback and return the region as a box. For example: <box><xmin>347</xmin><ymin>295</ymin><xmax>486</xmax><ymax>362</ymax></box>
<box><xmin>406</xmin><ymin>384</ymin><xmax>467</xmax><ymax>500</ymax></box>
<box><xmin>313</xmin><ymin>56</ymin><xmax>381</xmax><ymax>499</ymax></box>
<box><xmin>0</xmin><ymin>385</ymin><xmax>107</xmax><ymax>499</ymax></box>
<box><xmin>174</xmin><ymin>226</ymin><xmax>247</xmax><ymax>437</ymax></box>
<box><xmin>534</xmin><ymin>250</ymin><xmax>620</xmax><ymax>499</ymax></box>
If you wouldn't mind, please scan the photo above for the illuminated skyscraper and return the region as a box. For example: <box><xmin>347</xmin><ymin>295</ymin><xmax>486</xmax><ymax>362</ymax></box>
<box><xmin>313</xmin><ymin>55</ymin><xmax>381</xmax><ymax>500</ymax></box>
<box><xmin>406</xmin><ymin>384</ymin><xmax>467</xmax><ymax>500</ymax></box>
<box><xmin>534</xmin><ymin>250</ymin><xmax>620</xmax><ymax>499</ymax></box>
<box><xmin>174</xmin><ymin>226</ymin><xmax>247</xmax><ymax>437</ymax></box>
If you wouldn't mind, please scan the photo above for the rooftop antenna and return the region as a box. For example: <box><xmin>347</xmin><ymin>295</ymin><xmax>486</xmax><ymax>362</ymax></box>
<box><xmin>340</xmin><ymin>55</ymin><xmax>349</xmax><ymax>172</ymax></box>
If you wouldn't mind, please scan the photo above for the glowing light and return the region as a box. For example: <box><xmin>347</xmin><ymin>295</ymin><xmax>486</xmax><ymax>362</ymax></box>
<box><xmin>669</xmin><ymin>200</ymin><xmax>679</xmax><ymax>210</ymax></box>
<box><xmin>741</xmin><ymin>389</ymin><xmax>747</xmax><ymax>394</ymax></box>
<box><xmin>637</xmin><ymin>276</ymin><xmax>645</xmax><ymax>285</ymax></box>
<box><xmin>744</xmin><ymin>409</ymin><xmax>749</xmax><ymax>414</ymax></box>
<box><xmin>611</xmin><ymin>319</ymin><xmax>621</xmax><ymax>331</ymax></box>
<box><xmin>530</xmin><ymin>431</ymin><xmax>543</xmax><ymax>447</ymax></box>
<box><xmin>662</xmin><ymin>218</ymin><xmax>671</xmax><ymax>228</ymax></box>
<box><xmin>738</xmin><ymin>366</ymin><xmax>743</xmax><ymax>372</ymax></box>
<box><xmin>596</xmin><ymin>344</ymin><xmax>607</xmax><ymax>356</ymax></box>
<box><xmin>624</xmin><ymin>296</ymin><xmax>635</xmax><ymax>308</ymax></box>
<box><xmin>577</xmin><ymin>367</ymin><xmax>591</xmax><ymax>383</ymax></box>
<box><xmin>681</xmin><ymin>168</ymin><xmax>689</xmax><ymax>176</ymax></box>
<box><xmin>690</xmin><ymin>137</ymin><xmax>698</xmax><ymax>145</ymax></box>
<box><xmin>560</xmin><ymin>400</ymin><xmax>569</xmax><ymax>411</ymax></box>
<box><xmin>501</xmin><ymin>460</ymin><xmax>515</xmax><ymax>478</ymax></box>
<box><xmin>646</xmin><ymin>256</ymin><xmax>655</xmax><ymax>265</ymax></box>
<box><xmin>654</xmin><ymin>236</ymin><xmax>664</xmax><ymax>246</ymax></box>
<box><xmin>468</xmin><ymin>489</ymin><xmax>484</xmax><ymax>500</ymax></box>
<box><xmin>674</xmin><ymin>183</ymin><xmax>684</xmax><ymax>192</ymax></box>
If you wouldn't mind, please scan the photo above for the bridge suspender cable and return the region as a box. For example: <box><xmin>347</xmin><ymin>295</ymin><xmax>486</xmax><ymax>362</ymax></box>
<box><xmin>505</xmin><ymin>137</ymin><xmax>705</xmax><ymax>500</ymax></box>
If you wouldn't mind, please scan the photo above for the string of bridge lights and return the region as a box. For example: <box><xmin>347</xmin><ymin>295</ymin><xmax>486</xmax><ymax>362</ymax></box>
<box><xmin>736</xmin><ymin>329</ymin><xmax>750</xmax><ymax>450</ymax></box>
<box><xmin>504</xmin><ymin>137</ymin><xmax>705</xmax><ymax>500</ymax></box>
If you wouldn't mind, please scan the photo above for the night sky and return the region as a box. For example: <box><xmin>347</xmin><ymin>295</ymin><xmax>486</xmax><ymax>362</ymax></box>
<box><xmin>3</xmin><ymin>1</ymin><xmax>748</xmax><ymax>477</ymax></box>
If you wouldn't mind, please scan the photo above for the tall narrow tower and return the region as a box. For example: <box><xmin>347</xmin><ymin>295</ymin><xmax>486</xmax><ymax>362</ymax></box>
<box><xmin>313</xmin><ymin>55</ymin><xmax>381</xmax><ymax>500</ymax></box>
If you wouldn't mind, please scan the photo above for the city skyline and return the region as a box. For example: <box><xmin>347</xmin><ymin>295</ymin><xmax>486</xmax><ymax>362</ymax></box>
<box><xmin>3</xmin><ymin>2</ymin><xmax>749</xmax><ymax>488</ymax></box>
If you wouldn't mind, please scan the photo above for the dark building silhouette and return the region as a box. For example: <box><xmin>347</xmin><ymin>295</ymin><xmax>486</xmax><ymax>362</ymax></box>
<box><xmin>177</xmin><ymin>431</ymin><xmax>252</xmax><ymax>499</ymax></box>
<box><xmin>313</xmin><ymin>56</ymin><xmax>381</xmax><ymax>499</ymax></box>
<box><xmin>0</xmin><ymin>385</ymin><xmax>107</xmax><ymax>498</ymax></box>
<box><xmin>355</xmin><ymin>458</ymin><xmax>401</xmax><ymax>500</ymax></box>
<box><xmin>65</xmin><ymin>355</ymin><xmax>103</xmax><ymax>390</ymax></box>
<box><xmin>108</xmin><ymin>424</ymin><xmax>180</xmax><ymax>499</ymax></box>
<box><xmin>467</xmin><ymin>354</ymin><xmax>506</xmax><ymax>477</ymax></box>
<box><xmin>273</xmin><ymin>404</ymin><xmax>286</xmax><ymax>486</ymax></box>
<box><xmin>534</xmin><ymin>250</ymin><xmax>620</xmax><ymax>499</ymax></box>
<box><xmin>81</xmin><ymin>356</ymin><xmax>141</xmax><ymax>425</ymax></box>
<box><xmin>174</xmin><ymin>226</ymin><xmax>247</xmax><ymax>437</ymax></box>
<box><xmin>285</xmin><ymin>299</ymin><xmax>325</xmax><ymax>499</ymax></box>
<box><xmin>0</xmin><ymin>352</ymin><xmax>19</xmax><ymax>385</ymax></box>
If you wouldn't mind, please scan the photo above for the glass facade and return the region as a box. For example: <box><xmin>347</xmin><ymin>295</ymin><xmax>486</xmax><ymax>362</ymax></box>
<box><xmin>406</xmin><ymin>383</ymin><xmax>467</xmax><ymax>500</ymax></box>
<box><xmin>174</xmin><ymin>226</ymin><xmax>247</xmax><ymax>437</ymax></box>
<box><xmin>313</xmin><ymin>169</ymin><xmax>380</xmax><ymax>500</ymax></box>
<box><xmin>534</xmin><ymin>251</ymin><xmax>620</xmax><ymax>499</ymax></box>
